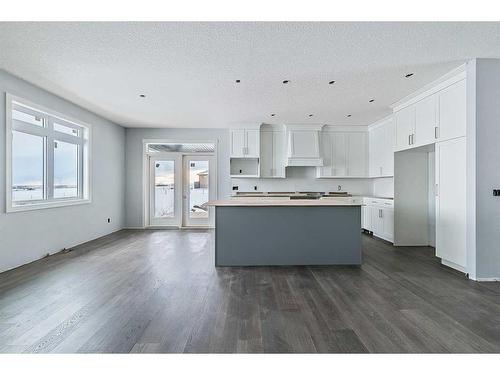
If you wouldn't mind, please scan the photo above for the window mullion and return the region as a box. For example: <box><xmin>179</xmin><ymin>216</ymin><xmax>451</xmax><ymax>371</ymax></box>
<box><xmin>46</xmin><ymin>118</ymin><xmax>55</xmax><ymax>200</ymax></box>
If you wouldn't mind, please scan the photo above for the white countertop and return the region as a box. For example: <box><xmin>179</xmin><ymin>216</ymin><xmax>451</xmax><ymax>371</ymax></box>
<box><xmin>207</xmin><ymin>198</ymin><xmax>362</xmax><ymax>207</ymax></box>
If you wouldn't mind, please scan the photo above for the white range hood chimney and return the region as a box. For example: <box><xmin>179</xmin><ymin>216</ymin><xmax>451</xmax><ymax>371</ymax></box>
<box><xmin>284</xmin><ymin>124</ymin><xmax>324</xmax><ymax>167</ymax></box>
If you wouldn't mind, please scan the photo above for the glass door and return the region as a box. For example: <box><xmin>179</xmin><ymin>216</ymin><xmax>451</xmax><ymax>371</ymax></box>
<box><xmin>182</xmin><ymin>155</ymin><xmax>216</xmax><ymax>227</ymax></box>
<box><xmin>149</xmin><ymin>154</ymin><xmax>182</xmax><ymax>226</ymax></box>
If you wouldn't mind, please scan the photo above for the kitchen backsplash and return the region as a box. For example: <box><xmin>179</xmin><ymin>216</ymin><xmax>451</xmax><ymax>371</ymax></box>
<box><xmin>231</xmin><ymin>167</ymin><xmax>373</xmax><ymax>195</ymax></box>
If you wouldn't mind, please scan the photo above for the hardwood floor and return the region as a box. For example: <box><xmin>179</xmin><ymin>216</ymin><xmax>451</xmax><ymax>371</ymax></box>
<box><xmin>1</xmin><ymin>229</ymin><xmax>499</xmax><ymax>353</ymax></box>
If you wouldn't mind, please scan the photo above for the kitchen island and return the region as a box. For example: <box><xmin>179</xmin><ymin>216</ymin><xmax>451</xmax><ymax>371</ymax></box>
<box><xmin>207</xmin><ymin>198</ymin><xmax>362</xmax><ymax>266</ymax></box>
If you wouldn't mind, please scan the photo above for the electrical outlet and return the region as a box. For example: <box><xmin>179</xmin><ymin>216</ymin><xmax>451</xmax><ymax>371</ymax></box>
<box><xmin>494</xmin><ymin>189</ymin><xmax>500</xmax><ymax>196</ymax></box>
<box><xmin>338</xmin><ymin>185</ymin><xmax>342</xmax><ymax>191</ymax></box>
<box><xmin>232</xmin><ymin>186</ymin><xmax>239</xmax><ymax>191</ymax></box>
<box><xmin>254</xmin><ymin>186</ymin><xmax>258</xmax><ymax>191</ymax></box>
<box><xmin>107</xmin><ymin>218</ymin><xmax>111</xmax><ymax>223</ymax></box>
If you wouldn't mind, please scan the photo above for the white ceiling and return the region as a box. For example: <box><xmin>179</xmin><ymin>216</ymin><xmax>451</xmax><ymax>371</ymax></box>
<box><xmin>1</xmin><ymin>22</ymin><xmax>500</xmax><ymax>128</ymax></box>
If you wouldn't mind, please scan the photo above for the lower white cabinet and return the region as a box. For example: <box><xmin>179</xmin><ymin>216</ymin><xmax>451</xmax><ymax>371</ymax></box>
<box><xmin>435</xmin><ymin>137</ymin><xmax>467</xmax><ymax>271</ymax></box>
<box><xmin>362</xmin><ymin>198</ymin><xmax>394</xmax><ymax>243</ymax></box>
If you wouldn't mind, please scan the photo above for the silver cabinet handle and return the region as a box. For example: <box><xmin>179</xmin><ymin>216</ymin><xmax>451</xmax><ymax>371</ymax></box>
<box><xmin>408</xmin><ymin>134</ymin><xmax>411</xmax><ymax>145</ymax></box>
<box><xmin>434</xmin><ymin>126</ymin><xmax>439</xmax><ymax>139</ymax></box>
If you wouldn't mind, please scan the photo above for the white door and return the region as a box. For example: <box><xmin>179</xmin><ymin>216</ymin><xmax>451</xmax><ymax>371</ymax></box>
<box><xmin>415</xmin><ymin>94</ymin><xmax>438</xmax><ymax>147</ymax></box>
<box><xmin>381</xmin><ymin>208</ymin><xmax>394</xmax><ymax>242</ymax></box>
<box><xmin>435</xmin><ymin>137</ymin><xmax>467</xmax><ymax>268</ymax></box>
<box><xmin>149</xmin><ymin>154</ymin><xmax>182</xmax><ymax>226</ymax></box>
<box><xmin>383</xmin><ymin>118</ymin><xmax>395</xmax><ymax>176</ymax></box>
<box><xmin>245</xmin><ymin>129</ymin><xmax>260</xmax><ymax>158</ymax></box>
<box><xmin>332</xmin><ymin>133</ymin><xmax>347</xmax><ymax>176</ymax></box>
<box><xmin>370</xmin><ymin>206</ymin><xmax>383</xmax><ymax>235</ymax></box>
<box><xmin>362</xmin><ymin>206</ymin><xmax>371</xmax><ymax>231</ymax></box>
<box><xmin>273</xmin><ymin>131</ymin><xmax>286</xmax><ymax>178</ymax></box>
<box><xmin>395</xmin><ymin>106</ymin><xmax>415</xmax><ymax>150</ymax></box>
<box><xmin>438</xmin><ymin>79</ymin><xmax>466</xmax><ymax>141</ymax></box>
<box><xmin>347</xmin><ymin>133</ymin><xmax>366</xmax><ymax>177</ymax></box>
<box><xmin>183</xmin><ymin>155</ymin><xmax>216</xmax><ymax>227</ymax></box>
<box><xmin>319</xmin><ymin>132</ymin><xmax>333</xmax><ymax>177</ymax></box>
<box><xmin>260</xmin><ymin>131</ymin><xmax>273</xmax><ymax>177</ymax></box>
<box><xmin>230</xmin><ymin>129</ymin><xmax>245</xmax><ymax>157</ymax></box>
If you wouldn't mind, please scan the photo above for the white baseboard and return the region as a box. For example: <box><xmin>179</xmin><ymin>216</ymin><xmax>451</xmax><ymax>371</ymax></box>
<box><xmin>441</xmin><ymin>259</ymin><xmax>467</xmax><ymax>274</ymax></box>
<box><xmin>476</xmin><ymin>277</ymin><xmax>500</xmax><ymax>282</ymax></box>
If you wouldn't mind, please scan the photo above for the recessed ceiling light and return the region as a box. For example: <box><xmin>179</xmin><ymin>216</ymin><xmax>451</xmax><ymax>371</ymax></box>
<box><xmin>271</xmin><ymin>114</ymin><xmax>276</xmax><ymax>117</ymax></box>
<box><xmin>329</xmin><ymin>80</ymin><xmax>335</xmax><ymax>85</ymax></box>
<box><xmin>369</xmin><ymin>99</ymin><xmax>375</xmax><ymax>103</ymax></box>
<box><xmin>139</xmin><ymin>94</ymin><xmax>146</xmax><ymax>98</ymax></box>
<box><xmin>282</xmin><ymin>80</ymin><xmax>290</xmax><ymax>84</ymax></box>
<box><xmin>235</xmin><ymin>79</ymin><xmax>241</xmax><ymax>83</ymax></box>
<box><xmin>308</xmin><ymin>114</ymin><xmax>314</xmax><ymax>117</ymax></box>
<box><xmin>347</xmin><ymin>114</ymin><xmax>352</xmax><ymax>117</ymax></box>
<box><xmin>405</xmin><ymin>73</ymin><xmax>414</xmax><ymax>78</ymax></box>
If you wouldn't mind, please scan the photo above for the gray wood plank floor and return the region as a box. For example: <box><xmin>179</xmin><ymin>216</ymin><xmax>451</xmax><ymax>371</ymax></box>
<box><xmin>1</xmin><ymin>229</ymin><xmax>499</xmax><ymax>353</ymax></box>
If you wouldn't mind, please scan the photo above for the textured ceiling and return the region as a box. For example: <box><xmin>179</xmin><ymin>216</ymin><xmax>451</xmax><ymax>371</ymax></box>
<box><xmin>1</xmin><ymin>22</ymin><xmax>500</xmax><ymax>128</ymax></box>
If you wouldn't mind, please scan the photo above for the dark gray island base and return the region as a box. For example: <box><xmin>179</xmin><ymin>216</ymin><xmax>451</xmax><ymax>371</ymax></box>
<box><xmin>214</xmin><ymin>204</ymin><xmax>361</xmax><ymax>266</ymax></box>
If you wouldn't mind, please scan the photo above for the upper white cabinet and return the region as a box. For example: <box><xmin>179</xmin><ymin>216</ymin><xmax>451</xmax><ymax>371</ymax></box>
<box><xmin>394</xmin><ymin>74</ymin><xmax>466</xmax><ymax>152</ymax></box>
<box><xmin>438</xmin><ymin>79</ymin><xmax>466</xmax><ymax>141</ymax></box>
<box><xmin>369</xmin><ymin>116</ymin><xmax>394</xmax><ymax>177</ymax></box>
<box><xmin>317</xmin><ymin>131</ymin><xmax>367</xmax><ymax>178</ymax></box>
<box><xmin>230</xmin><ymin>128</ymin><xmax>260</xmax><ymax>158</ymax></box>
<box><xmin>260</xmin><ymin>129</ymin><xmax>285</xmax><ymax>178</ymax></box>
<box><xmin>395</xmin><ymin>105</ymin><xmax>416</xmax><ymax>150</ymax></box>
<box><xmin>415</xmin><ymin>94</ymin><xmax>438</xmax><ymax>147</ymax></box>
<box><xmin>347</xmin><ymin>133</ymin><xmax>367</xmax><ymax>177</ymax></box>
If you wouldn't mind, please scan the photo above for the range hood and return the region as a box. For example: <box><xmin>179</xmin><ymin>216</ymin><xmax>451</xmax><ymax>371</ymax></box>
<box><xmin>284</xmin><ymin>124</ymin><xmax>324</xmax><ymax>167</ymax></box>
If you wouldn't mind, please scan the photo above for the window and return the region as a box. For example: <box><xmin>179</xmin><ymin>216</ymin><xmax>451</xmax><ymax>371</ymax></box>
<box><xmin>6</xmin><ymin>94</ymin><xmax>91</xmax><ymax>212</ymax></box>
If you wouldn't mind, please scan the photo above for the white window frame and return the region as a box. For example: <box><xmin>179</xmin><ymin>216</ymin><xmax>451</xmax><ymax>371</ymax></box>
<box><xmin>5</xmin><ymin>93</ymin><xmax>92</xmax><ymax>212</ymax></box>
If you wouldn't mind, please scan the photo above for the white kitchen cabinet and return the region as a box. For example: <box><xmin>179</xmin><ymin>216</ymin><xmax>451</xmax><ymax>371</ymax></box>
<box><xmin>332</xmin><ymin>133</ymin><xmax>347</xmax><ymax>176</ymax></box>
<box><xmin>317</xmin><ymin>131</ymin><xmax>367</xmax><ymax>178</ymax></box>
<box><xmin>369</xmin><ymin>117</ymin><xmax>394</xmax><ymax>177</ymax></box>
<box><xmin>415</xmin><ymin>94</ymin><xmax>438</xmax><ymax>147</ymax></box>
<box><xmin>260</xmin><ymin>130</ymin><xmax>285</xmax><ymax>178</ymax></box>
<box><xmin>395</xmin><ymin>105</ymin><xmax>416</xmax><ymax>151</ymax></box>
<box><xmin>347</xmin><ymin>133</ymin><xmax>367</xmax><ymax>177</ymax></box>
<box><xmin>438</xmin><ymin>79</ymin><xmax>466</xmax><ymax>141</ymax></box>
<box><xmin>230</xmin><ymin>128</ymin><xmax>260</xmax><ymax>158</ymax></box>
<box><xmin>245</xmin><ymin>129</ymin><xmax>260</xmax><ymax>158</ymax></box>
<box><xmin>230</xmin><ymin>129</ymin><xmax>246</xmax><ymax>157</ymax></box>
<box><xmin>361</xmin><ymin>205</ymin><xmax>372</xmax><ymax>231</ymax></box>
<box><xmin>365</xmin><ymin>198</ymin><xmax>394</xmax><ymax>243</ymax></box>
<box><xmin>435</xmin><ymin>136</ymin><xmax>467</xmax><ymax>271</ymax></box>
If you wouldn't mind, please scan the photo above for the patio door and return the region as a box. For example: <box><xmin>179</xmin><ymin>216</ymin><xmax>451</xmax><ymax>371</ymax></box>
<box><xmin>149</xmin><ymin>154</ymin><xmax>182</xmax><ymax>227</ymax></box>
<box><xmin>182</xmin><ymin>155</ymin><xmax>216</xmax><ymax>227</ymax></box>
<box><xmin>148</xmin><ymin>153</ymin><xmax>215</xmax><ymax>227</ymax></box>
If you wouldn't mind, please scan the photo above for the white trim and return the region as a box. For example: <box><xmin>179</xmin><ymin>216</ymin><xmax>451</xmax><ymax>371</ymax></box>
<box><xmin>391</xmin><ymin>65</ymin><xmax>467</xmax><ymax>112</ymax></box>
<box><xmin>475</xmin><ymin>277</ymin><xmax>500</xmax><ymax>282</ymax></box>
<box><xmin>323</xmin><ymin>125</ymin><xmax>369</xmax><ymax>132</ymax></box>
<box><xmin>5</xmin><ymin>93</ymin><xmax>92</xmax><ymax>213</ymax></box>
<box><xmin>142</xmin><ymin>138</ymin><xmax>218</xmax><ymax>228</ymax></box>
<box><xmin>367</xmin><ymin>114</ymin><xmax>394</xmax><ymax>131</ymax></box>
<box><xmin>7</xmin><ymin>198</ymin><xmax>91</xmax><ymax>213</ymax></box>
<box><xmin>441</xmin><ymin>258</ymin><xmax>467</xmax><ymax>274</ymax></box>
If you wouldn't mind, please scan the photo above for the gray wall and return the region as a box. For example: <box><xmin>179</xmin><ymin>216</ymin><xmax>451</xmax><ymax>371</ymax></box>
<box><xmin>474</xmin><ymin>59</ymin><xmax>500</xmax><ymax>279</ymax></box>
<box><xmin>0</xmin><ymin>70</ymin><xmax>125</xmax><ymax>272</ymax></box>
<box><xmin>125</xmin><ymin>128</ymin><xmax>230</xmax><ymax>228</ymax></box>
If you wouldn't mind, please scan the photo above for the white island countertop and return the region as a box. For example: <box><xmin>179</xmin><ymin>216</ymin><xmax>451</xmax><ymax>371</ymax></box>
<box><xmin>207</xmin><ymin>198</ymin><xmax>362</xmax><ymax>206</ymax></box>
